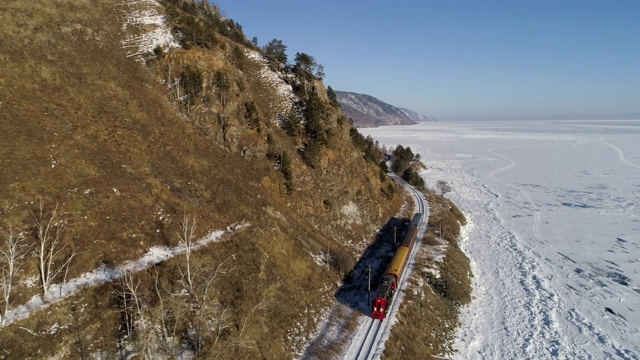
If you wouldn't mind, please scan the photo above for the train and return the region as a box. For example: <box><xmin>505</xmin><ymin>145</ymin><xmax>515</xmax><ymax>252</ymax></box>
<box><xmin>371</xmin><ymin>213</ymin><xmax>423</xmax><ymax>320</ymax></box>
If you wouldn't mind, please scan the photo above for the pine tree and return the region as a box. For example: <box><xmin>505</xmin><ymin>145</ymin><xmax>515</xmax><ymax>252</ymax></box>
<box><xmin>180</xmin><ymin>64</ymin><xmax>203</xmax><ymax>107</ymax></box>
<box><xmin>263</xmin><ymin>38</ymin><xmax>287</xmax><ymax>64</ymax></box>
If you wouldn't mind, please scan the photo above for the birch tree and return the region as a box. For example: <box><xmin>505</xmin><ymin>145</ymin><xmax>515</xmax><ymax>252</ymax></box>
<box><xmin>32</xmin><ymin>200</ymin><xmax>76</xmax><ymax>298</ymax></box>
<box><xmin>112</xmin><ymin>271</ymin><xmax>157</xmax><ymax>359</ymax></box>
<box><xmin>188</xmin><ymin>258</ymin><xmax>233</xmax><ymax>357</ymax></box>
<box><xmin>1</xmin><ymin>226</ymin><xmax>29</xmax><ymax>326</ymax></box>
<box><xmin>174</xmin><ymin>215</ymin><xmax>239</xmax><ymax>356</ymax></box>
<box><xmin>150</xmin><ymin>266</ymin><xmax>181</xmax><ymax>355</ymax></box>
<box><xmin>178</xmin><ymin>215</ymin><xmax>197</xmax><ymax>295</ymax></box>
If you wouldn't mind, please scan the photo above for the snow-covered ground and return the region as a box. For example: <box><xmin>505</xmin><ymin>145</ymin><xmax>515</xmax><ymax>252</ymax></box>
<box><xmin>361</xmin><ymin>120</ymin><xmax>640</xmax><ymax>359</ymax></box>
<box><xmin>120</xmin><ymin>0</ymin><xmax>180</xmax><ymax>60</ymax></box>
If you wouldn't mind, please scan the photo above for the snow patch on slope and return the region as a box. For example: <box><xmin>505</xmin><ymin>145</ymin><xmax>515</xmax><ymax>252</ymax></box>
<box><xmin>3</xmin><ymin>222</ymin><xmax>248</xmax><ymax>328</ymax></box>
<box><xmin>120</xmin><ymin>0</ymin><xmax>180</xmax><ymax>60</ymax></box>
<box><xmin>244</xmin><ymin>50</ymin><xmax>298</xmax><ymax>125</ymax></box>
<box><xmin>340</xmin><ymin>201</ymin><xmax>363</xmax><ymax>225</ymax></box>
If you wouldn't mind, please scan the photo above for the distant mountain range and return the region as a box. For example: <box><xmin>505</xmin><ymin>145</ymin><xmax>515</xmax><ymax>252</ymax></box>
<box><xmin>335</xmin><ymin>90</ymin><xmax>437</xmax><ymax>128</ymax></box>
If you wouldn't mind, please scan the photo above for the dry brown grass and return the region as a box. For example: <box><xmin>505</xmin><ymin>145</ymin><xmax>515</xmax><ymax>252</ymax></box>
<box><xmin>1</xmin><ymin>0</ymin><xmax>276</xmax><ymax>279</ymax></box>
<box><xmin>0</xmin><ymin>1</ymin><xmax>402</xmax><ymax>358</ymax></box>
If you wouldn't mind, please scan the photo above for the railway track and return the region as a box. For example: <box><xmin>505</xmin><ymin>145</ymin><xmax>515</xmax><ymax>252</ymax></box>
<box><xmin>343</xmin><ymin>176</ymin><xmax>429</xmax><ymax>360</ymax></box>
<box><xmin>353</xmin><ymin>317</ymin><xmax>383</xmax><ymax>360</ymax></box>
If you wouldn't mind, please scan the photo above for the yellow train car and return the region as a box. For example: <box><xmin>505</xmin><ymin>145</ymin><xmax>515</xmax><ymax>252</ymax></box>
<box><xmin>386</xmin><ymin>246</ymin><xmax>410</xmax><ymax>278</ymax></box>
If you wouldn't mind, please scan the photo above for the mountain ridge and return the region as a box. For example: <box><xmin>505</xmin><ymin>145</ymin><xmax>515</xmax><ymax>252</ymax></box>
<box><xmin>399</xmin><ymin>107</ymin><xmax>439</xmax><ymax>123</ymax></box>
<box><xmin>335</xmin><ymin>90</ymin><xmax>436</xmax><ymax>127</ymax></box>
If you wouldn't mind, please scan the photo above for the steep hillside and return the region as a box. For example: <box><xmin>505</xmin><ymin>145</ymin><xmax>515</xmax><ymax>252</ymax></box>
<box><xmin>399</xmin><ymin>107</ymin><xmax>439</xmax><ymax>123</ymax></box>
<box><xmin>335</xmin><ymin>91</ymin><xmax>417</xmax><ymax>128</ymax></box>
<box><xmin>0</xmin><ymin>0</ymin><xmax>403</xmax><ymax>358</ymax></box>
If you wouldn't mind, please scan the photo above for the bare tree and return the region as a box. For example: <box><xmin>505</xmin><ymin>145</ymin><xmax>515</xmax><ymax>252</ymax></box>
<box><xmin>174</xmin><ymin>214</ymin><xmax>238</xmax><ymax>356</ymax></box>
<box><xmin>1</xmin><ymin>226</ymin><xmax>29</xmax><ymax>326</ymax></box>
<box><xmin>233</xmin><ymin>301</ymin><xmax>266</xmax><ymax>352</ymax></box>
<box><xmin>69</xmin><ymin>304</ymin><xmax>89</xmax><ymax>359</ymax></box>
<box><xmin>432</xmin><ymin>213</ymin><xmax>459</xmax><ymax>242</ymax></box>
<box><xmin>218</xmin><ymin>114</ymin><xmax>231</xmax><ymax>142</ymax></box>
<box><xmin>214</xmin><ymin>70</ymin><xmax>230</xmax><ymax>109</ymax></box>
<box><xmin>436</xmin><ymin>180</ymin><xmax>452</xmax><ymax>196</ymax></box>
<box><xmin>150</xmin><ymin>266</ymin><xmax>183</xmax><ymax>356</ymax></box>
<box><xmin>117</xmin><ymin>271</ymin><xmax>154</xmax><ymax>359</ymax></box>
<box><xmin>150</xmin><ymin>267</ymin><xmax>168</xmax><ymax>350</ymax></box>
<box><xmin>185</xmin><ymin>255</ymin><xmax>235</xmax><ymax>356</ymax></box>
<box><xmin>178</xmin><ymin>215</ymin><xmax>197</xmax><ymax>295</ymax></box>
<box><xmin>32</xmin><ymin>200</ymin><xmax>76</xmax><ymax>298</ymax></box>
<box><xmin>327</xmin><ymin>248</ymin><xmax>354</xmax><ymax>277</ymax></box>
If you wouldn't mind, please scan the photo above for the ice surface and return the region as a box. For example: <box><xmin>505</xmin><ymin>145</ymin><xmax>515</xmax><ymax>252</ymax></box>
<box><xmin>361</xmin><ymin>120</ymin><xmax>640</xmax><ymax>359</ymax></box>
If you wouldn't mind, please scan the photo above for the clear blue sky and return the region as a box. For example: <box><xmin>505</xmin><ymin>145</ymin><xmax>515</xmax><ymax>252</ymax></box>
<box><xmin>215</xmin><ymin>1</ymin><xmax>639</xmax><ymax>121</ymax></box>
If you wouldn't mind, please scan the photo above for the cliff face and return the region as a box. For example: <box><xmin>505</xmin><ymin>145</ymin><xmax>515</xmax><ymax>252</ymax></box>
<box><xmin>0</xmin><ymin>0</ymin><xmax>401</xmax><ymax>358</ymax></box>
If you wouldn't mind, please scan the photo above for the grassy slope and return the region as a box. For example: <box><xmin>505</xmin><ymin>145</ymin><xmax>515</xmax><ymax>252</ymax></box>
<box><xmin>0</xmin><ymin>1</ymin><xmax>401</xmax><ymax>358</ymax></box>
<box><xmin>0</xmin><ymin>2</ymin><xmax>293</xmax><ymax>298</ymax></box>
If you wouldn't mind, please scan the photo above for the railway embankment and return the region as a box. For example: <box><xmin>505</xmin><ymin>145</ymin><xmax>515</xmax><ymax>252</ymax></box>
<box><xmin>383</xmin><ymin>192</ymin><xmax>472</xmax><ymax>359</ymax></box>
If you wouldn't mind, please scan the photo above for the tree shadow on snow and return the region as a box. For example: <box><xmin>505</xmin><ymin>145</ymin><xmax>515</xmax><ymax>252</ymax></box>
<box><xmin>335</xmin><ymin>216</ymin><xmax>411</xmax><ymax>316</ymax></box>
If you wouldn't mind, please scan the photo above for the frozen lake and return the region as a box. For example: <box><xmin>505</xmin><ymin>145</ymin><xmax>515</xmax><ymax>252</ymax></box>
<box><xmin>361</xmin><ymin>120</ymin><xmax>640</xmax><ymax>359</ymax></box>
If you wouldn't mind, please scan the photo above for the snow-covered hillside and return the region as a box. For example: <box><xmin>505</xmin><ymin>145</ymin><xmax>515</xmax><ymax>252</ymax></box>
<box><xmin>244</xmin><ymin>50</ymin><xmax>299</xmax><ymax>125</ymax></box>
